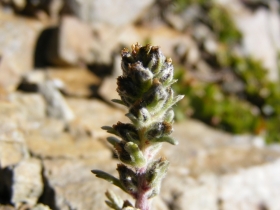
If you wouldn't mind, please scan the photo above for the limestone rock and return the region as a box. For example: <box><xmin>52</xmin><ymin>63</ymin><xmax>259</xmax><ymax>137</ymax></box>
<box><xmin>0</xmin><ymin>205</ymin><xmax>14</xmax><ymax>210</ymax></box>
<box><xmin>98</xmin><ymin>76</ymin><xmax>119</xmax><ymax>107</ymax></box>
<box><xmin>0</xmin><ymin>12</ymin><xmax>44</xmax><ymax>91</ymax></box>
<box><xmin>39</xmin><ymin>80</ymin><xmax>75</xmax><ymax>122</ymax></box>
<box><xmin>23</xmin><ymin>0</ymin><xmax>63</xmax><ymax>20</ymax></box>
<box><xmin>160</xmin><ymin>120</ymin><xmax>280</xmax><ymax>210</ymax></box>
<box><xmin>47</xmin><ymin>68</ymin><xmax>101</xmax><ymax>97</ymax></box>
<box><xmin>0</xmin><ymin>92</ymin><xmax>46</xmax><ymax>167</ymax></box>
<box><xmin>31</xmin><ymin>204</ymin><xmax>51</xmax><ymax>210</ymax></box>
<box><xmin>66</xmin><ymin>98</ymin><xmax>127</xmax><ymax>139</ymax></box>
<box><xmin>26</xmin><ymin>129</ymin><xmax>111</xmax><ymax>160</ymax></box>
<box><xmin>42</xmin><ymin>158</ymin><xmax>168</xmax><ymax>210</ymax></box>
<box><xmin>7</xmin><ymin>92</ymin><xmax>46</xmax><ymax>126</ymax></box>
<box><xmin>118</xmin><ymin>25</ymin><xmax>199</xmax><ymax>64</ymax></box>
<box><xmin>64</xmin><ymin>0</ymin><xmax>155</xmax><ymax>29</ymax></box>
<box><xmin>46</xmin><ymin>15</ymin><xmax>94</xmax><ymax>66</ymax></box>
<box><xmin>11</xmin><ymin>158</ymin><xmax>43</xmax><ymax>208</ymax></box>
<box><xmin>219</xmin><ymin>159</ymin><xmax>280</xmax><ymax>210</ymax></box>
<box><xmin>215</xmin><ymin>0</ymin><xmax>280</xmax><ymax>81</ymax></box>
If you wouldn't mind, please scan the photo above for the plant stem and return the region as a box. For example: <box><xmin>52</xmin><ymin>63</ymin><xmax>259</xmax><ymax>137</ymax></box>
<box><xmin>135</xmin><ymin>166</ymin><xmax>150</xmax><ymax>210</ymax></box>
<box><xmin>135</xmin><ymin>192</ymin><xmax>150</xmax><ymax>210</ymax></box>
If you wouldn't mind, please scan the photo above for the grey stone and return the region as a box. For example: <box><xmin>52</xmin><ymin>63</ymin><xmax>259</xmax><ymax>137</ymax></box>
<box><xmin>118</xmin><ymin>25</ymin><xmax>199</xmax><ymax>64</ymax></box>
<box><xmin>65</xmin><ymin>0</ymin><xmax>155</xmax><ymax>29</ymax></box>
<box><xmin>39</xmin><ymin>80</ymin><xmax>75</xmax><ymax>122</ymax></box>
<box><xmin>219</xmin><ymin>159</ymin><xmax>280</xmax><ymax>210</ymax></box>
<box><xmin>215</xmin><ymin>0</ymin><xmax>280</xmax><ymax>81</ymax></box>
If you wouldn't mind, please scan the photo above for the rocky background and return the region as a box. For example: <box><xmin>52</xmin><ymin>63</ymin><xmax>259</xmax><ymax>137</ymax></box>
<box><xmin>1</xmin><ymin>0</ymin><xmax>280</xmax><ymax>210</ymax></box>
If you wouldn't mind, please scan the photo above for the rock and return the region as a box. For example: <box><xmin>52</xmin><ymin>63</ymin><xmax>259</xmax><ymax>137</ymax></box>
<box><xmin>0</xmin><ymin>135</ymin><xmax>28</xmax><ymax>168</ymax></box>
<box><xmin>15</xmin><ymin>0</ymin><xmax>62</xmax><ymax>20</ymax></box>
<box><xmin>42</xmin><ymin>158</ymin><xmax>168</xmax><ymax>210</ymax></box>
<box><xmin>64</xmin><ymin>0</ymin><xmax>155</xmax><ymax>29</ymax></box>
<box><xmin>46</xmin><ymin>15</ymin><xmax>94</xmax><ymax>66</ymax></box>
<box><xmin>11</xmin><ymin>158</ymin><xmax>43</xmax><ymax>208</ymax></box>
<box><xmin>39</xmin><ymin>80</ymin><xmax>75</xmax><ymax>122</ymax></box>
<box><xmin>31</xmin><ymin>204</ymin><xmax>51</xmax><ymax>210</ymax></box>
<box><xmin>0</xmin><ymin>56</ymin><xmax>21</xmax><ymax>92</ymax></box>
<box><xmin>0</xmin><ymin>92</ymin><xmax>46</xmax><ymax>167</ymax></box>
<box><xmin>66</xmin><ymin>98</ymin><xmax>127</xmax><ymax>139</ymax></box>
<box><xmin>160</xmin><ymin>120</ymin><xmax>280</xmax><ymax>210</ymax></box>
<box><xmin>118</xmin><ymin>25</ymin><xmax>199</xmax><ymax>64</ymax></box>
<box><xmin>163</xmin><ymin>120</ymin><xmax>280</xmax><ymax>175</ymax></box>
<box><xmin>98</xmin><ymin>77</ymin><xmax>119</xmax><ymax>106</ymax></box>
<box><xmin>163</xmin><ymin>174</ymin><xmax>218</xmax><ymax>210</ymax></box>
<box><xmin>219</xmin><ymin>159</ymin><xmax>280</xmax><ymax>210</ymax></box>
<box><xmin>0</xmin><ymin>205</ymin><xmax>14</xmax><ymax>210</ymax></box>
<box><xmin>26</xmin><ymin>128</ymin><xmax>111</xmax><ymax>160</ymax></box>
<box><xmin>0</xmin><ymin>12</ymin><xmax>44</xmax><ymax>91</ymax></box>
<box><xmin>215</xmin><ymin>0</ymin><xmax>280</xmax><ymax>81</ymax></box>
<box><xmin>13</xmin><ymin>0</ymin><xmax>26</xmax><ymax>10</ymax></box>
<box><xmin>42</xmin><ymin>158</ymin><xmax>120</xmax><ymax>210</ymax></box>
<box><xmin>7</xmin><ymin>92</ymin><xmax>46</xmax><ymax>126</ymax></box>
<box><xmin>47</xmin><ymin>67</ymin><xmax>101</xmax><ymax>97</ymax></box>
<box><xmin>98</xmin><ymin>55</ymin><xmax>122</xmax><ymax>107</ymax></box>
<box><xmin>59</xmin><ymin>0</ymin><xmax>155</xmax><ymax>65</ymax></box>
<box><xmin>23</xmin><ymin>70</ymin><xmax>46</xmax><ymax>85</ymax></box>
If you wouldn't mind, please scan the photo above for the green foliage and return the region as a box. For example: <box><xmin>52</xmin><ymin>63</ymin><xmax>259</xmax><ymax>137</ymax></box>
<box><xmin>170</xmin><ymin>0</ymin><xmax>280</xmax><ymax>143</ymax></box>
<box><xmin>92</xmin><ymin>43</ymin><xmax>183</xmax><ymax>210</ymax></box>
<box><xmin>175</xmin><ymin>0</ymin><xmax>208</xmax><ymax>12</ymax></box>
<box><xmin>208</xmin><ymin>5</ymin><xmax>242</xmax><ymax>45</ymax></box>
<box><xmin>173</xmin><ymin>69</ymin><xmax>262</xmax><ymax>134</ymax></box>
<box><xmin>174</xmin><ymin>53</ymin><xmax>280</xmax><ymax>143</ymax></box>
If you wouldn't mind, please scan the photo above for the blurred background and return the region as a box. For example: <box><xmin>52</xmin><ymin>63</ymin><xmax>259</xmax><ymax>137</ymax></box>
<box><xmin>1</xmin><ymin>0</ymin><xmax>280</xmax><ymax>210</ymax></box>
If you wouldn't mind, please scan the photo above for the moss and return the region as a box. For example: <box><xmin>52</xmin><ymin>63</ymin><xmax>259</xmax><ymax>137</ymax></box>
<box><xmin>174</xmin><ymin>54</ymin><xmax>280</xmax><ymax>143</ymax></box>
<box><xmin>173</xmin><ymin>68</ymin><xmax>262</xmax><ymax>134</ymax></box>
<box><xmin>174</xmin><ymin>0</ymin><xmax>208</xmax><ymax>12</ymax></box>
<box><xmin>208</xmin><ymin>5</ymin><xmax>242</xmax><ymax>45</ymax></box>
<box><xmin>171</xmin><ymin>0</ymin><xmax>280</xmax><ymax>143</ymax></box>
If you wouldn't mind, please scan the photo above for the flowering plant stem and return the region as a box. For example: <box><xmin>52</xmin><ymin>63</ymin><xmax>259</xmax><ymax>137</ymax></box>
<box><xmin>92</xmin><ymin>43</ymin><xmax>183</xmax><ymax>210</ymax></box>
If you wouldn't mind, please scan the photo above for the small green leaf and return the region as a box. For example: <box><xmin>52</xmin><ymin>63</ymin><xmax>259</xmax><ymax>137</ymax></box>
<box><xmin>124</xmin><ymin>142</ymin><xmax>146</xmax><ymax>167</ymax></box>
<box><xmin>107</xmin><ymin>136</ymin><xmax>121</xmax><ymax>146</ymax></box>
<box><xmin>102</xmin><ymin>126</ymin><xmax>117</xmax><ymax>135</ymax></box>
<box><xmin>105</xmin><ymin>190</ymin><xmax>123</xmax><ymax>210</ymax></box>
<box><xmin>112</xmin><ymin>99</ymin><xmax>126</xmax><ymax>106</ymax></box>
<box><xmin>117</xmin><ymin>164</ymin><xmax>138</xmax><ymax>197</ymax></box>
<box><xmin>91</xmin><ymin>170</ymin><xmax>126</xmax><ymax>192</ymax></box>
<box><xmin>153</xmin><ymin>136</ymin><xmax>178</xmax><ymax>145</ymax></box>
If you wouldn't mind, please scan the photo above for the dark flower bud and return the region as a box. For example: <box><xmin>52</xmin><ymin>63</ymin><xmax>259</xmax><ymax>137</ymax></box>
<box><xmin>129</xmin><ymin>105</ymin><xmax>151</xmax><ymax>124</ymax></box>
<box><xmin>121</xmin><ymin>48</ymin><xmax>135</xmax><ymax>75</ymax></box>
<box><xmin>117</xmin><ymin>76</ymin><xmax>141</xmax><ymax>101</ymax></box>
<box><xmin>117</xmin><ymin>164</ymin><xmax>138</xmax><ymax>197</ymax></box>
<box><xmin>127</xmin><ymin>62</ymin><xmax>153</xmax><ymax>91</ymax></box>
<box><xmin>113</xmin><ymin>122</ymin><xmax>139</xmax><ymax>143</ymax></box>
<box><xmin>146</xmin><ymin>121</ymin><xmax>173</xmax><ymax>140</ymax></box>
